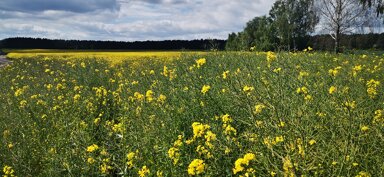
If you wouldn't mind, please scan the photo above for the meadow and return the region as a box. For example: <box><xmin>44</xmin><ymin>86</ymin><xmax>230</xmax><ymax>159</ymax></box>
<box><xmin>0</xmin><ymin>50</ymin><xmax>383</xmax><ymax>177</ymax></box>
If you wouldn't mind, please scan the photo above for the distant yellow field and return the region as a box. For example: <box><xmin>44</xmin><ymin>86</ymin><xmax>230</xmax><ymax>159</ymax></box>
<box><xmin>5</xmin><ymin>49</ymin><xmax>207</xmax><ymax>64</ymax></box>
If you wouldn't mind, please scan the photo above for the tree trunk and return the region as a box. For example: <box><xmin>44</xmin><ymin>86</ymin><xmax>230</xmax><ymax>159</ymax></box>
<box><xmin>335</xmin><ymin>26</ymin><xmax>341</xmax><ymax>53</ymax></box>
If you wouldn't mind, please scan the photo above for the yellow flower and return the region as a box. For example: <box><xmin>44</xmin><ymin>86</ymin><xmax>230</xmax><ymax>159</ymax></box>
<box><xmin>14</xmin><ymin>88</ymin><xmax>24</xmax><ymax>97</ymax></box>
<box><xmin>355</xmin><ymin>171</ymin><xmax>371</xmax><ymax>177</ymax></box>
<box><xmin>221</xmin><ymin>114</ymin><xmax>233</xmax><ymax>123</ymax></box>
<box><xmin>192</xmin><ymin>122</ymin><xmax>210</xmax><ymax>138</ymax></box>
<box><xmin>283</xmin><ymin>157</ymin><xmax>294</xmax><ymax>176</ymax></box>
<box><xmin>225</xmin><ymin>147</ymin><xmax>231</xmax><ymax>154</ymax></box>
<box><xmin>87</xmin><ymin>157</ymin><xmax>95</xmax><ymax>164</ymax></box>
<box><xmin>156</xmin><ymin>170</ymin><xmax>163</xmax><ymax>177</ymax></box>
<box><xmin>328</xmin><ymin>66</ymin><xmax>342</xmax><ymax>77</ymax></box>
<box><xmin>73</xmin><ymin>94</ymin><xmax>81</xmax><ymax>101</ymax></box>
<box><xmin>273</xmin><ymin>67</ymin><xmax>282</xmax><ymax>73</ymax></box>
<box><xmin>205</xmin><ymin>131</ymin><xmax>217</xmax><ymax>142</ymax></box>
<box><xmin>196</xmin><ymin>58</ymin><xmax>206</xmax><ymax>68</ymax></box>
<box><xmin>224</xmin><ymin>124</ymin><xmax>237</xmax><ymax>137</ymax></box>
<box><xmin>94</xmin><ymin>118</ymin><xmax>101</xmax><ymax>125</ymax></box>
<box><xmin>3</xmin><ymin>165</ymin><xmax>15</xmax><ymax>176</ymax></box>
<box><xmin>86</xmin><ymin>144</ymin><xmax>99</xmax><ymax>153</ymax></box>
<box><xmin>329</xmin><ymin>86</ymin><xmax>337</xmax><ymax>94</ymax></box>
<box><xmin>188</xmin><ymin>159</ymin><xmax>205</xmax><ymax>175</ymax></box>
<box><xmin>309</xmin><ymin>139</ymin><xmax>316</xmax><ymax>145</ymax></box>
<box><xmin>254</xmin><ymin>104</ymin><xmax>266</xmax><ymax>114</ymax></box>
<box><xmin>100</xmin><ymin>163</ymin><xmax>111</xmax><ymax>174</ymax></box>
<box><xmin>222</xmin><ymin>70</ymin><xmax>229</xmax><ymax>79</ymax></box>
<box><xmin>361</xmin><ymin>125</ymin><xmax>369</xmax><ymax>132</ymax></box>
<box><xmin>146</xmin><ymin>90</ymin><xmax>154</xmax><ymax>102</ymax></box>
<box><xmin>304</xmin><ymin>94</ymin><xmax>313</xmax><ymax>101</ymax></box>
<box><xmin>367</xmin><ymin>79</ymin><xmax>380</xmax><ymax>99</ymax></box>
<box><xmin>167</xmin><ymin>147</ymin><xmax>180</xmax><ymax>165</ymax></box>
<box><xmin>274</xmin><ymin>136</ymin><xmax>284</xmax><ymax>144</ymax></box>
<box><xmin>344</xmin><ymin>101</ymin><xmax>356</xmax><ymax>109</ymax></box>
<box><xmin>266</xmin><ymin>51</ymin><xmax>276</xmax><ymax>66</ymax></box>
<box><xmin>138</xmin><ymin>166</ymin><xmax>150</xmax><ymax>177</ymax></box>
<box><xmin>352</xmin><ymin>65</ymin><xmax>362</xmax><ymax>77</ymax></box>
<box><xmin>201</xmin><ymin>85</ymin><xmax>211</xmax><ymax>95</ymax></box>
<box><xmin>243</xmin><ymin>85</ymin><xmax>254</xmax><ymax>93</ymax></box>
<box><xmin>157</xmin><ymin>94</ymin><xmax>167</xmax><ymax>104</ymax></box>
<box><xmin>233</xmin><ymin>153</ymin><xmax>256</xmax><ymax>174</ymax></box>
<box><xmin>296</xmin><ymin>86</ymin><xmax>308</xmax><ymax>94</ymax></box>
<box><xmin>244</xmin><ymin>153</ymin><xmax>255</xmax><ymax>162</ymax></box>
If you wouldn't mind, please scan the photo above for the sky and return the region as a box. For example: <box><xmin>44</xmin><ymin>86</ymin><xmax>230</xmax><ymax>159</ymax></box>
<box><xmin>0</xmin><ymin>0</ymin><xmax>276</xmax><ymax>41</ymax></box>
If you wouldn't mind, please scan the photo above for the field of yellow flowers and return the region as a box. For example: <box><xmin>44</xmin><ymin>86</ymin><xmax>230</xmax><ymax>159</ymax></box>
<box><xmin>0</xmin><ymin>51</ymin><xmax>383</xmax><ymax>176</ymax></box>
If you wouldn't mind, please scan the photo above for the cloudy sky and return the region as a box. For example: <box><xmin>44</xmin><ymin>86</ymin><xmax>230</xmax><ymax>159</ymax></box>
<box><xmin>0</xmin><ymin>0</ymin><xmax>276</xmax><ymax>41</ymax></box>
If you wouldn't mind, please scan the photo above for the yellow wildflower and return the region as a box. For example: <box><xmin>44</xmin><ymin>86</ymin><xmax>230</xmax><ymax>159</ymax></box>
<box><xmin>192</xmin><ymin>122</ymin><xmax>210</xmax><ymax>138</ymax></box>
<box><xmin>157</xmin><ymin>94</ymin><xmax>167</xmax><ymax>104</ymax></box>
<box><xmin>188</xmin><ymin>159</ymin><xmax>205</xmax><ymax>175</ymax></box>
<box><xmin>309</xmin><ymin>139</ymin><xmax>316</xmax><ymax>145</ymax></box>
<box><xmin>266</xmin><ymin>51</ymin><xmax>276</xmax><ymax>67</ymax></box>
<box><xmin>304</xmin><ymin>94</ymin><xmax>313</xmax><ymax>101</ymax></box>
<box><xmin>86</xmin><ymin>144</ymin><xmax>99</xmax><ymax>153</ymax></box>
<box><xmin>201</xmin><ymin>85</ymin><xmax>211</xmax><ymax>95</ymax></box>
<box><xmin>3</xmin><ymin>165</ymin><xmax>15</xmax><ymax>176</ymax></box>
<box><xmin>366</xmin><ymin>79</ymin><xmax>380</xmax><ymax>99</ymax></box>
<box><xmin>167</xmin><ymin>147</ymin><xmax>180</xmax><ymax>165</ymax></box>
<box><xmin>205</xmin><ymin>131</ymin><xmax>217</xmax><ymax>142</ymax></box>
<box><xmin>233</xmin><ymin>153</ymin><xmax>255</xmax><ymax>174</ymax></box>
<box><xmin>134</xmin><ymin>92</ymin><xmax>144</xmax><ymax>101</ymax></box>
<box><xmin>361</xmin><ymin>125</ymin><xmax>369</xmax><ymax>132</ymax></box>
<box><xmin>146</xmin><ymin>90</ymin><xmax>154</xmax><ymax>102</ymax></box>
<box><xmin>222</xmin><ymin>70</ymin><xmax>229</xmax><ymax>79</ymax></box>
<box><xmin>352</xmin><ymin>65</ymin><xmax>362</xmax><ymax>77</ymax></box>
<box><xmin>87</xmin><ymin>157</ymin><xmax>95</xmax><ymax>164</ymax></box>
<box><xmin>243</xmin><ymin>85</ymin><xmax>254</xmax><ymax>93</ymax></box>
<box><xmin>73</xmin><ymin>94</ymin><xmax>81</xmax><ymax>101</ymax></box>
<box><xmin>196</xmin><ymin>58</ymin><xmax>206</xmax><ymax>68</ymax></box>
<box><xmin>283</xmin><ymin>157</ymin><xmax>294</xmax><ymax>177</ymax></box>
<box><xmin>100</xmin><ymin>163</ymin><xmax>111</xmax><ymax>174</ymax></box>
<box><xmin>296</xmin><ymin>86</ymin><xmax>308</xmax><ymax>94</ymax></box>
<box><xmin>254</xmin><ymin>104</ymin><xmax>266</xmax><ymax>114</ymax></box>
<box><xmin>329</xmin><ymin>86</ymin><xmax>337</xmax><ymax>94</ymax></box>
<box><xmin>344</xmin><ymin>101</ymin><xmax>356</xmax><ymax>109</ymax></box>
<box><xmin>355</xmin><ymin>171</ymin><xmax>371</xmax><ymax>177</ymax></box>
<box><xmin>138</xmin><ymin>166</ymin><xmax>150</xmax><ymax>177</ymax></box>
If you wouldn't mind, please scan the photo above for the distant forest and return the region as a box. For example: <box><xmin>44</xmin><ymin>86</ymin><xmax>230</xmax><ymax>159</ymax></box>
<box><xmin>0</xmin><ymin>37</ymin><xmax>226</xmax><ymax>51</ymax></box>
<box><xmin>1</xmin><ymin>34</ymin><xmax>384</xmax><ymax>52</ymax></box>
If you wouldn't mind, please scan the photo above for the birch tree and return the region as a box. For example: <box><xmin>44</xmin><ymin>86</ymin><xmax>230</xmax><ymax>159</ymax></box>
<box><xmin>317</xmin><ymin>0</ymin><xmax>366</xmax><ymax>53</ymax></box>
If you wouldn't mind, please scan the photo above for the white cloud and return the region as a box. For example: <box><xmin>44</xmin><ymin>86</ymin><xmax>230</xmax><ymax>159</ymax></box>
<box><xmin>0</xmin><ymin>0</ymin><xmax>276</xmax><ymax>41</ymax></box>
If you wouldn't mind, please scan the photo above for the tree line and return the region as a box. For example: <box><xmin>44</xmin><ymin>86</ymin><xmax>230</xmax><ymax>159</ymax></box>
<box><xmin>226</xmin><ymin>0</ymin><xmax>384</xmax><ymax>52</ymax></box>
<box><xmin>0</xmin><ymin>37</ymin><xmax>226</xmax><ymax>51</ymax></box>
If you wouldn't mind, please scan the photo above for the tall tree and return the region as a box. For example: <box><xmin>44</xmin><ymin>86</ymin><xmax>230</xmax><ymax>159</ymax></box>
<box><xmin>316</xmin><ymin>0</ymin><xmax>366</xmax><ymax>53</ymax></box>
<box><xmin>360</xmin><ymin>0</ymin><xmax>383</xmax><ymax>15</ymax></box>
<box><xmin>244</xmin><ymin>16</ymin><xmax>277</xmax><ymax>51</ymax></box>
<box><xmin>269</xmin><ymin>0</ymin><xmax>319</xmax><ymax>50</ymax></box>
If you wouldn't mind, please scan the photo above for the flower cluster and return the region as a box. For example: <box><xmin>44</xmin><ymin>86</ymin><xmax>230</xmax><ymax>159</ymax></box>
<box><xmin>188</xmin><ymin>159</ymin><xmax>205</xmax><ymax>175</ymax></box>
<box><xmin>366</xmin><ymin>79</ymin><xmax>380</xmax><ymax>99</ymax></box>
<box><xmin>233</xmin><ymin>153</ymin><xmax>256</xmax><ymax>175</ymax></box>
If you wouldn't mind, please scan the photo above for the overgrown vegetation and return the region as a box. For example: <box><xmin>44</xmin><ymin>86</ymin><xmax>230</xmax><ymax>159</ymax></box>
<box><xmin>1</xmin><ymin>51</ymin><xmax>383</xmax><ymax>176</ymax></box>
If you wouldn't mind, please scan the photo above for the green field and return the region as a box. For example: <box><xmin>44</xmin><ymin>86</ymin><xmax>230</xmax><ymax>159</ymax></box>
<box><xmin>0</xmin><ymin>51</ymin><xmax>383</xmax><ymax>176</ymax></box>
